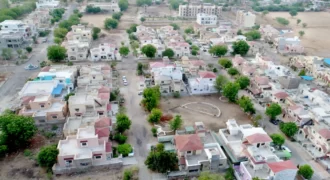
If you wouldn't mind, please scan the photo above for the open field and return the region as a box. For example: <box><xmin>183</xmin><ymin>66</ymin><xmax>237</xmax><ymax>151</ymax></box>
<box><xmin>160</xmin><ymin>95</ymin><xmax>251</xmax><ymax>132</ymax></box>
<box><xmin>260</xmin><ymin>12</ymin><xmax>330</xmax><ymax>57</ymax></box>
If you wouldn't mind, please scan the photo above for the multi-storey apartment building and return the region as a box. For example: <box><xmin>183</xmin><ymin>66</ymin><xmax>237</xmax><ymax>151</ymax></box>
<box><xmin>0</xmin><ymin>32</ymin><xmax>25</xmax><ymax>49</ymax></box>
<box><xmin>236</xmin><ymin>10</ymin><xmax>256</xmax><ymax>28</ymax></box>
<box><xmin>36</xmin><ymin>0</ymin><xmax>60</xmax><ymax>9</ymax></box>
<box><xmin>196</xmin><ymin>13</ymin><xmax>217</xmax><ymax>26</ymax></box>
<box><xmin>90</xmin><ymin>43</ymin><xmax>121</xmax><ymax>61</ymax></box>
<box><xmin>87</xmin><ymin>1</ymin><xmax>120</xmax><ymax>13</ymax></box>
<box><xmin>178</xmin><ymin>3</ymin><xmax>222</xmax><ymax>17</ymax></box>
<box><xmin>0</xmin><ymin>20</ymin><xmax>34</xmax><ymax>39</ymax></box>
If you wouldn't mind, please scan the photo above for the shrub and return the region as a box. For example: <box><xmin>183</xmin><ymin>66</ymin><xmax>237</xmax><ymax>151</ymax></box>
<box><xmin>151</xmin><ymin>127</ymin><xmax>157</xmax><ymax>137</ymax></box>
<box><xmin>24</xmin><ymin>149</ymin><xmax>32</xmax><ymax>157</ymax></box>
<box><xmin>114</xmin><ymin>133</ymin><xmax>127</xmax><ymax>144</ymax></box>
<box><xmin>118</xmin><ymin>144</ymin><xmax>132</xmax><ymax>157</ymax></box>
<box><xmin>51</xmin><ymin>125</ymin><xmax>58</xmax><ymax>131</ymax></box>
<box><xmin>26</xmin><ymin>47</ymin><xmax>32</xmax><ymax>53</ymax></box>
<box><xmin>173</xmin><ymin>92</ymin><xmax>180</xmax><ymax>98</ymax></box>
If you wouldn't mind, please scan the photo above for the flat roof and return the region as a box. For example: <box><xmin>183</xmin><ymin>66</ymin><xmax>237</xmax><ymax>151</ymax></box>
<box><xmin>19</xmin><ymin>80</ymin><xmax>58</xmax><ymax>97</ymax></box>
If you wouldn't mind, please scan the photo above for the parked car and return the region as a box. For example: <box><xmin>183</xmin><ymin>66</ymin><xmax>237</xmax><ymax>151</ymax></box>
<box><xmin>138</xmin><ymin>91</ymin><xmax>143</xmax><ymax>95</ymax></box>
<box><xmin>122</xmin><ymin>76</ymin><xmax>126</xmax><ymax>81</ymax></box>
<box><xmin>280</xmin><ymin>145</ymin><xmax>292</xmax><ymax>153</ymax></box>
<box><xmin>270</xmin><ymin>119</ymin><xmax>282</xmax><ymax>125</ymax></box>
<box><xmin>129</xmin><ymin>148</ymin><xmax>134</xmax><ymax>157</ymax></box>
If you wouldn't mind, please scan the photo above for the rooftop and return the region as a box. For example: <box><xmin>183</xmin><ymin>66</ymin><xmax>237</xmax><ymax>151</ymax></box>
<box><xmin>19</xmin><ymin>80</ymin><xmax>58</xmax><ymax>97</ymax></box>
<box><xmin>267</xmin><ymin>160</ymin><xmax>297</xmax><ymax>173</ymax></box>
<box><xmin>175</xmin><ymin>134</ymin><xmax>204</xmax><ymax>151</ymax></box>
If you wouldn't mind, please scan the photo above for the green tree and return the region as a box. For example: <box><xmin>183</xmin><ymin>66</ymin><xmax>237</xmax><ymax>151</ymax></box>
<box><xmin>236</xmin><ymin>76</ymin><xmax>250</xmax><ymax>89</ymax></box>
<box><xmin>25</xmin><ymin>47</ymin><xmax>32</xmax><ymax>53</ymax></box>
<box><xmin>119</xmin><ymin>46</ymin><xmax>130</xmax><ymax>57</ymax></box>
<box><xmin>191</xmin><ymin>45</ymin><xmax>199</xmax><ymax>51</ymax></box>
<box><xmin>37</xmin><ymin>144</ymin><xmax>59</xmax><ymax>169</ymax></box>
<box><xmin>137</xmin><ymin>62</ymin><xmax>143</xmax><ymax>75</ymax></box>
<box><xmin>148</xmin><ymin>108</ymin><xmax>162</xmax><ymax>124</ymax></box>
<box><xmin>302</xmin><ymin>23</ymin><xmax>307</xmax><ymax>28</ymax></box>
<box><xmin>136</xmin><ymin>0</ymin><xmax>152</xmax><ymax>6</ymax></box>
<box><xmin>214</xmin><ymin>75</ymin><xmax>228</xmax><ymax>93</ymax></box>
<box><xmin>198</xmin><ymin>171</ymin><xmax>225</xmax><ymax>180</ymax></box>
<box><xmin>116</xmin><ymin>114</ymin><xmax>132</xmax><ymax>133</ymax></box>
<box><xmin>169</xmin><ymin>0</ymin><xmax>180</xmax><ymax>10</ymax></box>
<box><xmin>298</xmin><ymin>69</ymin><xmax>306</xmax><ymax>76</ymax></box>
<box><xmin>104</xmin><ymin>18</ymin><xmax>118</xmax><ymax>29</ymax></box>
<box><xmin>297</xmin><ymin>19</ymin><xmax>301</xmax><ymax>25</ymax></box>
<box><xmin>112</xmin><ymin>12</ymin><xmax>122</xmax><ymax>20</ymax></box>
<box><xmin>191</xmin><ymin>49</ymin><xmax>198</xmax><ymax>56</ymax></box>
<box><xmin>1</xmin><ymin>48</ymin><xmax>12</xmax><ymax>60</ymax></box>
<box><xmin>162</xmin><ymin>48</ymin><xmax>174</xmax><ymax>58</ymax></box>
<box><xmin>237</xmin><ymin>29</ymin><xmax>243</xmax><ymax>35</ymax></box>
<box><xmin>131</xmin><ymin>41</ymin><xmax>139</xmax><ymax>49</ymax></box>
<box><xmin>232</xmin><ymin>40</ymin><xmax>250</xmax><ymax>56</ymax></box>
<box><xmin>170</xmin><ymin>23</ymin><xmax>180</xmax><ymax>30</ymax></box>
<box><xmin>184</xmin><ymin>26</ymin><xmax>194</xmax><ymax>34</ymax></box>
<box><xmin>92</xmin><ymin>27</ymin><xmax>101</xmax><ymax>40</ymax></box>
<box><xmin>299</xmin><ymin>30</ymin><xmax>305</xmax><ymax>37</ymax></box>
<box><xmin>265</xmin><ymin>103</ymin><xmax>282</xmax><ymax>120</ymax></box>
<box><xmin>238</xmin><ymin>96</ymin><xmax>255</xmax><ymax>114</ymax></box>
<box><xmin>141</xmin><ymin>44</ymin><xmax>157</xmax><ymax>58</ymax></box>
<box><xmin>145</xmin><ymin>145</ymin><xmax>178</xmax><ymax>173</ymax></box>
<box><xmin>54</xmin><ymin>37</ymin><xmax>62</xmax><ymax>44</ymax></box>
<box><xmin>218</xmin><ymin>58</ymin><xmax>232</xmax><ymax>68</ymax></box>
<box><xmin>209</xmin><ymin>45</ymin><xmax>228</xmax><ymax>57</ymax></box>
<box><xmin>142</xmin><ymin>86</ymin><xmax>160</xmax><ymax>111</ymax></box>
<box><xmin>119</xmin><ymin>0</ymin><xmax>129</xmax><ymax>11</ymax></box>
<box><xmin>127</xmin><ymin>24</ymin><xmax>138</xmax><ymax>34</ymax></box>
<box><xmin>169</xmin><ymin>115</ymin><xmax>183</xmax><ymax>131</ymax></box>
<box><xmin>54</xmin><ymin>28</ymin><xmax>68</xmax><ymax>39</ymax></box>
<box><xmin>227</xmin><ymin>67</ymin><xmax>239</xmax><ymax>76</ymax></box>
<box><xmin>118</xmin><ymin>144</ymin><xmax>132</xmax><ymax>157</ymax></box>
<box><xmin>276</xmin><ymin>17</ymin><xmax>290</xmax><ymax>26</ymax></box>
<box><xmin>273</xmin><ymin>0</ymin><xmax>281</xmax><ymax>4</ymax></box>
<box><xmin>223</xmin><ymin>82</ymin><xmax>240</xmax><ymax>102</ymax></box>
<box><xmin>47</xmin><ymin>45</ymin><xmax>66</xmax><ymax>63</ymax></box>
<box><xmin>85</xmin><ymin>5</ymin><xmax>101</xmax><ymax>13</ymax></box>
<box><xmin>289</xmin><ymin>9</ymin><xmax>298</xmax><ymax>17</ymax></box>
<box><xmin>270</xmin><ymin>133</ymin><xmax>285</xmax><ymax>148</ymax></box>
<box><xmin>298</xmin><ymin>164</ymin><xmax>314</xmax><ymax>180</ymax></box>
<box><xmin>280</xmin><ymin>122</ymin><xmax>298</xmax><ymax>138</ymax></box>
<box><xmin>0</xmin><ymin>114</ymin><xmax>37</xmax><ymax>151</ymax></box>
<box><xmin>244</xmin><ymin>30</ymin><xmax>261</xmax><ymax>41</ymax></box>
<box><xmin>140</xmin><ymin>17</ymin><xmax>146</xmax><ymax>23</ymax></box>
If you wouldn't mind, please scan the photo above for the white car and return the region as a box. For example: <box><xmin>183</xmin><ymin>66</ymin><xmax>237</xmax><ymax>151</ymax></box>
<box><xmin>122</xmin><ymin>76</ymin><xmax>126</xmax><ymax>81</ymax></box>
<box><xmin>138</xmin><ymin>91</ymin><xmax>143</xmax><ymax>95</ymax></box>
<box><xmin>281</xmin><ymin>145</ymin><xmax>291</xmax><ymax>153</ymax></box>
<box><xmin>123</xmin><ymin>80</ymin><xmax>128</xmax><ymax>86</ymax></box>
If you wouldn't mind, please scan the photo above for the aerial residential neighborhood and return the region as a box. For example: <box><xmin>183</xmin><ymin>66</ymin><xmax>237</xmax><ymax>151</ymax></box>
<box><xmin>0</xmin><ymin>0</ymin><xmax>329</xmax><ymax>179</ymax></box>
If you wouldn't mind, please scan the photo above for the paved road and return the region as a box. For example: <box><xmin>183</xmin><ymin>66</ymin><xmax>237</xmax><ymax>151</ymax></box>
<box><xmin>0</xmin><ymin>4</ymin><xmax>77</xmax><ymax>112</ymax></box>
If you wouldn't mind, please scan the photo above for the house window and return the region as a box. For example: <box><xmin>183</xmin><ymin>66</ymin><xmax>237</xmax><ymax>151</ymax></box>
<box><xmin>65</xmin><ymin>160</ymin><xmax>72</xmax><ymax>164</ymax></box>
<box><xmin>52</xmin><ymin>115</ymin><xmax>57</xmax><ymax>119</ymax></box>
<box><xmin>189</xmin><ymin>169</ymin><xmax>198</xmax><ymax>172</ymax></box>
<box><xmin>80</xmin><ymin>162</ymin><xmax>89</xmax><ymax>166</ymax></box>
<box><xmin>81</xmin><ymin>142</ymin><xmax>87</xmax><ymax>146</ymax></box>
<box><xmin>194</xmin><ymin>89</ymin><xmax>197</xmax><ymax>91</ymax></box>
<box><xmin>94</xmin><ymin>155</ymin><xmax>102</xmax><ymax>159</ymax></box>
<box><xmin>261</xmin><ymin>143</ymin><xmax>265</xmax><ymax>146</ymax></box>
<box><xmin>257</xmin><ymin>143</ymin><xmax>260</xmax><ymax>148</ymax></box>
<box><xmin>99</xmin><ymin>112</ymin><xmax>104</xmax><ymax>115</ymax></box>
<box><xmin>187</xmin><ymin>151</ymin><xmax>192</xmax><ymax>154</ymax></box>
<box><xmin>319</xmin><ymin>136</ymin><xmax>322</xmax><ymax>139</ymax></box>
<box><xmin>161</xmin><ymin>81</ymin><xmax>164</xmax><ymax>83</ymax></box>
<box><xmin>39</xmin><ymin>119</ymin><xmax>45</xmax><ymax>123</ymax></box>
<box><xmin>93</xmin><ymin>76</ymin><xmax>95</xmax><ymax>79</ymax></box>
<box><xmin>75</xmin><ymin>108</ymin><xmax>79</xmax><ymax>112</ymax></box>
<box><xmin>102</xmin><ymin>49</ymin><xmax>104</xmax><ymax>51</ymax></box>
<box><xmin>209</xmin><ymin>79</ymin><xmax>212</xmax><ymax>81</ymax></box>
<box><xmin>40</xmin><ymin>104</ymin><xmax>45</xmax><ymax>108</ymax></box>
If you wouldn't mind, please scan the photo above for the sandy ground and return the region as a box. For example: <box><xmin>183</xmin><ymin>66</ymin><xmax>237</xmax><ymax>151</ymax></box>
<box><xmin>260</xmin><ymin>12</ymin><xmax>330</xmax><ymax>57</ymax></box>
<box><xmin>160</xmin><ymin>95</ymin><xmax>251</xmax><ymax>132</ymax></box>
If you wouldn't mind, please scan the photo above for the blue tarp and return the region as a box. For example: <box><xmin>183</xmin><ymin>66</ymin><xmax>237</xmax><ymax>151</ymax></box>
<box><xmin>51</xmin><ymin>84</ymin><xmax>64</xmax><ymax>95</ymax></box>
<box><xmin>301</xmin><ymin>76</ymin><xmax>314</xmax><ymax>81</ymax></box>
<box><xmin>40</xmin><ymin>75</ymin><xmax>54</xmax><ymax>80</ymax></box>
<box><xmin>324</xmin><ymin>58</ymin><xmax>330</xmax><ymax>66</ymax></box>
<box><xmin>65</xmin><ymin>78</ymin><xmax>71</xmax><ymax>83</ymax></box>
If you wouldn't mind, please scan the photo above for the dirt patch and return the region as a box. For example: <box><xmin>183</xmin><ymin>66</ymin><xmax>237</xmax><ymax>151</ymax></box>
<box><xmin>160</xmin><ymin>95</ymin><xmax>251</xmax><ymax>132</ymax></box>
<box><xmin>260</xmin><ymin>12</ymin><xmax>330</xmax><ymax>56</ymax></box>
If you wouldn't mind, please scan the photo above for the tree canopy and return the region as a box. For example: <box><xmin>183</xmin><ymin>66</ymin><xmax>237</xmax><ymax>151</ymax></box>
<box><xmin>104</xmin><ymin>18</ymin><xmax>118</xmax><ymax>29</ymax></box>
<box><xmin>170</xmin><ymin>115</ymin><xmax>183</xmax><ymax>131</ymax></box>
<box><xmin>223</xmin><ymin>82</ymin><xmax>240</xmax><ymax>102</ymax></box>
<box><xmin>85</xmin><ymin>5</ymin><xmax>101</xmax><ymax>13</ymax></box>
<box><xmin>0</xmin><ymin>114</ymin><xmax>37</xmax><ymax>153</ymax></box>
<box><xmin>238</xmin><ymin>96</ymin><xmax>255</xmax><ymax>114</ymax></box>
<box><xmin>214</xmin><ymin>75</ymin><xmax>228</xmax><ymax>93</ymax></box>
<box><xmin>148</xmin><ymin>108</ymin><xmax>162</xmax><ymax>124</ymax></box>
<box><xmin>209</xmin><ymin>45</ymin><xmax>228</xmax><ymax>57</ymax></box>
<box><xmin>141</xmin><ymin>44</ymin><xmax>157</xmax><ymax>58</ymax></box>
<box><xmin>37</xmin><ymin>144</ymin><xmax>59</xmax><ymax>169</ymax></box>
<box><xmin>232</xmin><ymin>40</ymin><xmax>250</xmax><ymax>56</ymax></box>
<box><xmin>136</xmin><ymin>0</ymin><xmax>152</xmax><ymax>6</ymax></box>
<box><xmin>119</xmin><ymin>46</ymin><xmax>130</xmax><ymax>57</ymax></box>
<box><xmin>54</xmin><ymin>28</ymin><xmax>68</xmax><ymax>39</ymax></box>
<box><xmin>298</xmin><ymin>69</ymin><xmax>306</xmax><ymax>76</ymax></box>
<box><xmin>280</xmin><ymin>122</ymin><xmax>298</xmax><ymax>138</ymax></box>
<box><xmin>1</xmin><ymin>48</ymin><xmax>12</xmax><ymax>60</ymax></box>
<box><xmin>112</xmin><ymin>12</ymin><xmax>123</xmax><ymax>20</ymax></box>
<box><xmin>298</xmin><ymin>164</ymin><xmax>314</xmax><ymax>180</ymax></box>
<box><xmin>142</xmin><ymin>86</ymin><xmax>161</xmax><ymax>111</ymax></box>
<box><xmin>184</xmin><ymin>26</ymin><xmax>194</xmax><ymax>34</ymax></box>
<box><xmin>236</xmin><ymin>76</ymin><xmax>250</xmax><ymax>89</ymax></box>
<box><xmin>119</xmin><ymin>0</ymin><xmax>129</xmax><ymax>11</ymax></box>
<box><xmin>218</xmin><ymin>58</ymin><xmax>232</xmax><ymax>69</ymax></box>
<box><xmin>162</xmin><ymin>48</ymin><xmax>175</xmax><ymax>59</ymax></box>
<box><xmin>289</xmin><ymin>9</ymin><xmax>298</xmax><ymax>17</ymax></box>
<box><xmin>227</xmin><ymin>67</ymin><xmax>240</xmax><ymax>76</ymax></box>
<box><xmin>244</xmin><ymin>30</ymin><xmax>261</xmax><ymax>41</ymax></box>
<box><xmin>265</xmin><ymin>103</ymin><xmax>282</xmax><ymax>120</ymax></box>
<box><xmin>118</xmin><ymin>144</ymin><xmax>132</xmax><ymax>157</ymax></box>
<box><xmin>47</xmin><ymin>45</ymin><xmax>67</xmax><ymax>63</ymax></box>
<box><xmin>116</xmin><ymin>114</ymin><xmax>132</xmax><ymax>133</ymax></box>
<box><xmin>270</xmin><ymin>133</ymin><xmax>285</xmax><ymax>148</ymax></box>
<box><xmin>145</xmin><ymin>144</ymin><xmax>178</xmax><ymax>173</ymax></box>
<box><xmin>170</xmin><ymin>23</ymin><xmax>180</xmax><ymax>30</ymax></box>
<box><xmin>276</xmin><ymin>17</ymin><xmax>290</xmax><ymax>26</ymax></box>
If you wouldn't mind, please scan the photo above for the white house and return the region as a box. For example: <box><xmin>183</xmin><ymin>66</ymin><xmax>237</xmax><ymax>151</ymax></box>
<box><xmin>90</xmin><ymin>43</ymin><xmax>121</xmax><ymax>61</ymax></box>
<box><xmin>236</xmin><ymin>10</ymin><xmax>256</xmax><ymax>28</ymax></box>
<box><xmin>36</xmin><ymin>0</ymin><xmax>60</xmax><ymax>9</ymax></box>
<box><xmin>0</xmin><ymin>20</ymin><xmax>35</xmax><ymax>39</ymax></box>
<box><xmin>196</xmin><ymin>13</ymin><xmax>217</xmax><ymax>26</ymax></box>
<box><xmin>167</xmin><ymin>42</ymin><xmax>190</xmax><ymax>58</ymax></box>
<box><xmin>188</xmin><ymin>71</ymin><xmax>217</xmax><ymax>95</ymax></box>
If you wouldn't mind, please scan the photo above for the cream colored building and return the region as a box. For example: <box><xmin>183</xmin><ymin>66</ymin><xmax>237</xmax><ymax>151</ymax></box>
<box><xmin>178</xmin><ymin>3</ymin><xmax>222</xmax><ymax>17</ymax></box>
<box><xmin>236</xmin><ymin>10</ymin><xmax>256</xmax><ymax>28</ymax></box>
<box><xmin>87</xmin><ymin>2</ymin><xmax>120</xmax><ymax>13</ymax></box>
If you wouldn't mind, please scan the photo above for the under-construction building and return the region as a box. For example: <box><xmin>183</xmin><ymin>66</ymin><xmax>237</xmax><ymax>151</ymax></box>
<box><xmin>178</xmin><ymin>3</ymin><xmax>222</xmax><ymax>18</ymax></box>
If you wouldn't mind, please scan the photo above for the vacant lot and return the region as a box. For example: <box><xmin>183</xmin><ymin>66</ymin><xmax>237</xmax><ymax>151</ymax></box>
<box><xmin>160</xmin><ymin>95</ymin><xmax>251</xmax><ymax>132</ymax></box>
<box><xmin>262</xmin><ymin>12</ymin><xmax>330</xmax><ymax>57</ymax></box>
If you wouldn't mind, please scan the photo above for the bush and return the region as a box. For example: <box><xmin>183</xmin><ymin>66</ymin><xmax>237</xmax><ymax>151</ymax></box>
<box><xmin>44</xmin><ymin>132</ymin><xmax>56</xmax><ymax>139</ymax></box>
<box><xmin>173</xmin><ymin>92</ymin><xmax>180</xmax><ymax>98</ymax></box>
<box><xmin>117</xmin><ymin>144</ymin><xmax>132</xmax><ymax>157</ymax></box>
<box><xmin>37</xmin><ymin>144</ymin><xmax>59</xmax><ymax>169</ymax></box>
<box><xmin>24</xmin><ymin>149</ymin><xmax>32</xmax><ymax>157</ymax></box>
<box><xmin>160</xmin><ymin>114</ymin><xmax>173</xmax><ymax>122</ymax></box>
<box><xmin>298</xmin><ymin>164</ymin><xmax>314</xmax><ymax>179</ymax></box>
<box><xmin>151</xmin><ymin>127</ymin><xmax>157</xmax><ymax>137</ymax></box>
<box><xmin>148</xmin><ymin>108</ymin><xmax>162</xmax><ymax>123</ymax></box>
<box><xmin>67</xmin><ymin>61</ymin><xmax>73</xmax><ymax>66</ymax></box>
<box><xmin>26</xmin><ymin>47</ymin><xmax>32</xmax><ymax>53</ymax></box>
<box><xmin>114</xmin><ymin>133</ymin><xmax>127</xmax><ymax>144</ymax></box>
<box><xmin>51</xmin><ymin>125</ymin><xmax>58</xmax><ymax>131</ymax></box>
